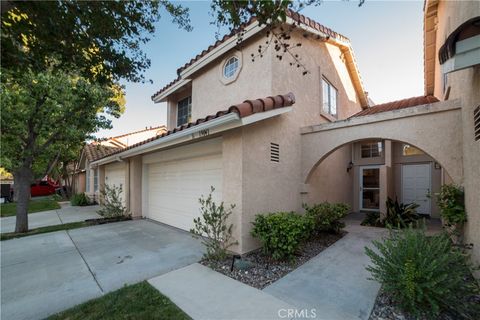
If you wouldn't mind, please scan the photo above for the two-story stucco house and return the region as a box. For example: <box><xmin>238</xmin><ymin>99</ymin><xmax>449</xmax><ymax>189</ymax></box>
<box><xmin>90</xmin><ymin>10</ymin><xmax>369</xmax><ymax>253</ymax></box>
<box><xmin>90</xmin><ymin>3</ymin><xmax>480</xmax><ymax>263</ymax></box>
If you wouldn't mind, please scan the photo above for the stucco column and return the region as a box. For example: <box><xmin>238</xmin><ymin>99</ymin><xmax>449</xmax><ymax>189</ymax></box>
<box><xmin>98</xmin><ymin>165</ymin><xmax>105</xmax><ymax>205</ymax></box>
<box><xmin>129</xmin><ymin>156</ymin><xmax>143</xmax><ymax>219</ymax></box>
<box><xmin>379</xmin><ymin>140</ymin><xmax>393</xmax><ymax>215</ymax></box>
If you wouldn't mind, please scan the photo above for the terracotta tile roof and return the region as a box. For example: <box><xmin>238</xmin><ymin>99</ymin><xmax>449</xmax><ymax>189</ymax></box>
<box><xmin>151</xmin><ymin>10</ymin><xmax>350</xmax><ymax>101</ymax></box>
<box><xmin>106</xmin><ymin>125</ymin><xmax>167</xmax><ymax>140</ymax></box>
<box><xmin>351</xmin><ymin>96</ymin><xmax>439</xmax><ymax>118</ymax></box>
<box><xmin>96</xmin><ymin>92</ymin><xmax>295</xmax><ymax>162</ymax></box>
<box><xmin>84</xmin><ymin>144</ymin><xmax>121</xmax><ymax>162</ymax></box>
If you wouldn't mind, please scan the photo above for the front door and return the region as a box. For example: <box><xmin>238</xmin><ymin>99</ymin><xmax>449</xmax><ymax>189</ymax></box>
<box><xmin>360</xmin><ymin>166</ymin><xmax>380</xmax><ymax>211</ymax></box>
<box><xmin>402</xmin><ymin>163</ymin><xmax>431</xmax><ymax>215</ymax></box>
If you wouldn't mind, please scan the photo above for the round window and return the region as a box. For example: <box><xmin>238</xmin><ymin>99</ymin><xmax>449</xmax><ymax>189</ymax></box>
<box><xmin>223</xmin><ymin>56</ymin><xmax>239</xmax><ymax>78</ymax></box>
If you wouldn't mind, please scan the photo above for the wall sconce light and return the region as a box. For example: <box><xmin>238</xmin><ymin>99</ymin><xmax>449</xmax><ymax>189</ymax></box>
<box><xmin>347</xmin><ymin>161</ymin><xmax>354</xmax><ymax>173</ymax></box>
<box><xmin>434</xmin><ymin>162</ymin><xmax>441</xmax><ymax>169</ymax></box>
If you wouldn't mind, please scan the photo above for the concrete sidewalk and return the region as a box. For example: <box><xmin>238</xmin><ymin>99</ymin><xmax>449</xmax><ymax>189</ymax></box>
<box><xmin>149</xmin><ymin>263</ymin><xmax>294</xmax><ymax>320</ymax></box>
<box><xmin>263</xmin><ymin>223</ymin><xmax>387</xmax><ymax>320</ymax></box>
<box><xmin>0</xmin><ymin>204</ymin><xmax>101</xmax><ymax>233</ymax></box>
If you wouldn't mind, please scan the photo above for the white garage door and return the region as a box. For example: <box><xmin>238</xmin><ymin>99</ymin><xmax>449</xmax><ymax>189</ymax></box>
<box><xmin>105</xmin><ymin>163</ymin><xmax>126</xmax><ymax>203</ymax></box>
<box><xmin>146</xmin><ymin>152</ymin><xmax>223</xmax><ymax>232</ymax></box>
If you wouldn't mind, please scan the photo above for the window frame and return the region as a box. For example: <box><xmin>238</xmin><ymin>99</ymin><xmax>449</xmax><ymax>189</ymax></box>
<box><xmin>93</xmin><ymin>168</ymin><xmax>99</xmax><ymax>192</ymax></box>
<box><xmin>360</xmin><ymin>141</ymin><xmax>383</xmax><ymax>159</ymax></box>
<box><xmin>177</xmin><ymin>96</ymin><xmax>192</xmax><ymax>127</ymax></box>
<box><xmin>322</xmin><ymin>78</ymin><xmax>338</xmax><ymax>118</ymax></box>
<box><xmin>223</xmin><ymin>56</ymin><xmax>239</xmax><ymax>79</ymax></box>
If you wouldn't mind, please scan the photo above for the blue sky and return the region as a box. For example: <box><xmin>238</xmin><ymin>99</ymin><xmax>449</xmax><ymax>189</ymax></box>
<box><xmin>97</xmin><ymin>0</ymin><xmax>424</xmax><ymax>138</ymax></box>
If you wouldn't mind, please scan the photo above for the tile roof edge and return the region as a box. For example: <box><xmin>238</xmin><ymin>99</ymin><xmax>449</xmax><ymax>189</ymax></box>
<box><xmin>95</xmin><ymin>92</ymin><xmax>295</xmax><ymax>163</ymax></box>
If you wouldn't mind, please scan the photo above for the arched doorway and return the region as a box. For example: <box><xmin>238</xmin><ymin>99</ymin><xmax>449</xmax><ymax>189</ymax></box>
<box><xmin>303</xmin><ymin>138</ymin><xmax>455</xmax><ymax>217</ymax></box>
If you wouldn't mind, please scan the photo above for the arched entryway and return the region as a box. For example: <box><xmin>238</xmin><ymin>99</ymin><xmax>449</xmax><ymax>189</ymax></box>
<box><xmin>300</xmin><ymin>100</ymin><xmax>463</xmax><ymax>215</ymax></box>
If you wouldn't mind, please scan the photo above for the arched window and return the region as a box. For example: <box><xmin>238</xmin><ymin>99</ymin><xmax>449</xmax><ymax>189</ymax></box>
<box><xmin>223</xmin><ymin>56</ymin><xmax>239</xmax><ymax>78</ymax></box>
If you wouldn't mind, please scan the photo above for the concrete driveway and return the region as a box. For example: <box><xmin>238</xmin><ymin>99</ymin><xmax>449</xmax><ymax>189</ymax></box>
<box><xmin>1</xmin><ymin>204</ymin><xmax>102</xmax><ymax>233</ymax></box>
<box><xmin>0</xmin><ymin>220</ymin><xmax>204</xmax><ymax>320</ymax></box>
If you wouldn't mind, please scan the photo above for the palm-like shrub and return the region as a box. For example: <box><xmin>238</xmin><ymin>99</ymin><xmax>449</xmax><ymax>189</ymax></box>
<box><xmin>382</xmin><ymin>197</ymin><xmax>420</xmax><ymax>228</ymax></box>
<box><xmin>365</xmin><ymin>227</ymin><xmax>479</xmax><ymax>318</ymax></box>
<box><xmin>190</xmin><ymin>187</ymin><xmax>237</xmax><ymax>261</ymax></box>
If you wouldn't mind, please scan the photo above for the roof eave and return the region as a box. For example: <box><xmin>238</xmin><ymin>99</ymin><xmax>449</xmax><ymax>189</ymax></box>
<box><xmin>152</xmin><ymin>78</ymin><xmax>192</xmax><ymax>103</ymax></box>
<box><xmin>91</xmin><ymin>107</ymin><xmax>292</xmax><ymax>166</ymax></box>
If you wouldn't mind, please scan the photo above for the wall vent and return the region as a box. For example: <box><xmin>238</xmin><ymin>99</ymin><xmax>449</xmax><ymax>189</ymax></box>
<box><xmin>270</xmin><ymin>143</ymin><xmax>280</xmax><ymax>162</ymax></box>
<box><xmin>475</xmin><ymin>105</ymin><xmax>480</xmax><ymax>141</ymax></box>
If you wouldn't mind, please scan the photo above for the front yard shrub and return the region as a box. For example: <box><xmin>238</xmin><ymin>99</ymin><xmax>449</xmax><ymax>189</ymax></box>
<box><xmin>190</xmin><ymin>187</ymin><xmax>237</xmax><ymax>261</ymax></box>
<box><xmin>302</xmin><ymin>202</ymin><xmax>350</xmax><ymax>234</ymax></box>
<box><xmin>70</xmin><ymin>193</ymin><xmax>90</xmax><ymax>206</ymax></box>
<box><xmin>365</xmin><ymin>227</ymin><xmax>479</xmax><ymax>319</ymax></box>
<box><xmin>251</xmin><ymin>212</ymin><xmax>313</xmax><ymax>261</ymax></box>
<box><xmin>97</xmin><ymin>184</ymin><xmax>128</xmax><ymax>218</ymax></box>
<box><xmin>434</xmin><ymin>184</ymin><xmax>466</xmax><ymax>226</ymax></box>
<box><xmin>382</xmin><ymin>197</ymin><xmax>420</xmax><ymax>228</ymax></box>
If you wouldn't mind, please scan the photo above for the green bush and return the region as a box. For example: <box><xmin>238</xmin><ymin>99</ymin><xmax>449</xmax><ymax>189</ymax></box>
<box><xmin>251</xmin><ymin>212</ymin><xmax>313</xmax><ymax>261</ymax></box>
<box><xmin>365</xmin><ymin>227</ymin><xmax>479</xmax><ymax>318</ymax></box>
<box><xmin>302</xmin><ymin>202</ymin><xmax>350</xmax><ymax>234</ymax></box>
<box><xmin>97</xmin><ymin>184</ymin><xmax>127</xmax><ymax>218</ymax></box>
<box><xmin>70</xmin><ymin>193</ymin><xmax>90</xmax><ymax>206</ymax></box>
<box><xmin>382</xmin><ymin>197</ymin><xmax>420</xmax><ymax>228</ymax></box>
<box><xmin>434</xmin><ymin>184</ymin><xmax>466</xmax><ymax>226</ymax></box>
<box><xmin>190</xmin><ymin>187</ymin><xmax>237</xmax><ymax>261</ymax></box>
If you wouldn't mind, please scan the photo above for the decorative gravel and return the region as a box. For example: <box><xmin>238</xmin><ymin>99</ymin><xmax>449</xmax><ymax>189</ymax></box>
<box><xmin>369</xmin><ymin>288</ymin><xmax>480</xmax><ymax>320</ymax></box>
<box><xmin>200</xmin><ymin>231</ymin><xmax>345</xmax><ymax>289</ymax></box>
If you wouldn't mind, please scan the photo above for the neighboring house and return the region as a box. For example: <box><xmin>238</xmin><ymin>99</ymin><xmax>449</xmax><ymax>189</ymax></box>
<box><xmin>75</xmin><ymin>126</ymin><xmax>166</xmax><ymax>200</ymax></box>
<box><xmin>90</xmin><ymin>3</ymin><xmax>479</xmax><ymax>264</ymax></box>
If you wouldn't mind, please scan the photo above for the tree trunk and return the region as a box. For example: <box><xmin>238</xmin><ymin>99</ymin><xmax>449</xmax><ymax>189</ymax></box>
<box><xmin>14</xmin><ymin>165</ymin><xmax>33</xmax><ymax>233</ymax></box>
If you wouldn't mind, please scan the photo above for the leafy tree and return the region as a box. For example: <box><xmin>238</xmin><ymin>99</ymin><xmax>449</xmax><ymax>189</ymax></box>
<box><xmin>1</xmin><ymin>69</ymin><xmax>122</xmax><ymax>232</ymax></box>
<box><xmin>0</xmin><ymin>1</ymin><xmax>191</xmax><ymax>233</ymax></box>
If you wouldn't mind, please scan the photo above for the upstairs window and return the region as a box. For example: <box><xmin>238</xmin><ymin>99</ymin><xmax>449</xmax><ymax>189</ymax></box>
<box><xmin>361</xmin><ymin>141</ymin><xmax>383</xmax><ymax>158</ymax></box>
<box><xmin>223</xmin><ymin>56</ymin><xmax>239</xmax><ymax>78</ymax></box>
<box><xmin>177</xmin><ymin>96</ymin><xmax>192</xmax><ymax>126</ymax></box>
<box><xmin>322</xmin><ymin>78</ymin><xmax>337</xmax><ymax>117</ymax></box>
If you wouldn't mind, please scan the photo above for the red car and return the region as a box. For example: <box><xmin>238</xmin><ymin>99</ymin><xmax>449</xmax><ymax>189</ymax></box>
<box><xmin>30</xmin><ymin>179</ymin><xmax>60</xmax><ymax>197</ymax></box>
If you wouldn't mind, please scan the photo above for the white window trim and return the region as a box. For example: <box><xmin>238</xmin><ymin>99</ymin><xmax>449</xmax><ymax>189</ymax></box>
<box><xmin>322</xmin><ymin>77</ymin><xmax>338</xmax><ymax>118</ymax></box>
<box><xmin>177</xmin><ymin>96</ymin><xmax>192</xmax><ymax>126</ymax></box>
<box><xmin>219</xmin><ymin>51</ymin><xmax>243</xmax><ymax>85</ymax></box>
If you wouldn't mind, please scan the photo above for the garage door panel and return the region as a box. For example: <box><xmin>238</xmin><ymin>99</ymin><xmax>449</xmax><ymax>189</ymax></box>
<box><xmin>146</xmin><ymin>152</ymin><xmax>223</xmax><ymax>231</ymax></box>
<box><xmin>105</xmin><ymin>164</ymin><xmax>126</xmax><ymax>204</ymax></box>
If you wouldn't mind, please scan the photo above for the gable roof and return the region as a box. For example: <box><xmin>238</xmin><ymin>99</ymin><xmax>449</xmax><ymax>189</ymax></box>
<box><xmin>83</xmin><ymin>144</ymin><xmax>120</xmax><ymax>162</ymax></box>
<box><xmin>151</xmin><ymin>10</ymin><xmax>368</xmax><ymax>107</ymax></box>
<box><xmin>351</xmin><ymin>95</ymin><xmax>439</xmax><ymax>118</ymax></box>
<box><xmin>94</xmin><ymin>92</ymin><xmax>295</xmax><ymax>163</ymax></box>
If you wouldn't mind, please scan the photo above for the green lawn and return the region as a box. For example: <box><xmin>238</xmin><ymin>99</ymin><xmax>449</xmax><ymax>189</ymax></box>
<box><xmin>0</xmin><ymin>198</ymin><xmax>60</xmax><ymax>217</ymax></box>
<box><xmin>1</xmin><ymin>221</ymin><xmax>89</xmax><ymax>241</ymax></box>
<box><xmin>47</xmin><ymin>281</ymin><xmax>191</xmax><ymax>320</ymax></box>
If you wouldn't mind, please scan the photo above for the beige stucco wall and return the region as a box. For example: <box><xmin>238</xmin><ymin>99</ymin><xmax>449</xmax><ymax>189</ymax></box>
<box><xmin>237</xmin><ymin>30</ymin><xmax>364</xmax><ymax>253</ymax></box>
<box><xmin>432</xmin><ymin>0</ymin><xmax>480</xmax><ymax>272</ymax></box>
<box><xmin>301</xmin><ymin>101</ymin><xmax>464</xmax><ymax>188</ymax></box>
<box><xmin>129</xmin><ymin>156</ymin><xmax>142</xmax><ymax>218</ymax></box>
<box><xmin>306</xmin><ymin>145</ymin><xmax>354</xmax><ymax>207</ymax></box>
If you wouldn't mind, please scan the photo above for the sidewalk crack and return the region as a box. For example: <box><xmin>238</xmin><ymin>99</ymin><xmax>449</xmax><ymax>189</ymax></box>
<box><xmin>66</xmin><ymin>230</ymin><xmax>104</xmax><ymax>293</ymax></box>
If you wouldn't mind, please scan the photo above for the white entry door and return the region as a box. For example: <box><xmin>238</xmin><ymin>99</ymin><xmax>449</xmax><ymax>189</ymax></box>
<box><xmin>402</xmin><ymin>163</ymin><xmax>431</xmax><ymax>215</ymax></box>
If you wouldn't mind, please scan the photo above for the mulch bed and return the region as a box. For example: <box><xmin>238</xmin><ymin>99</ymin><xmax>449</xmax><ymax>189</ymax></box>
<box><xmin>201</xmin><ymin>231</ymin><xmax>345</xmax><ymax>289</ymax></box>
<box><xmin>369</xmin><ymin>288</ymin><xmax>480</xmax><ymax>320</ymax></box>
<box><xmin>85</xmin><ymin>216</ymin><xmax>131</xmax><ymax>225</ymax></box>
